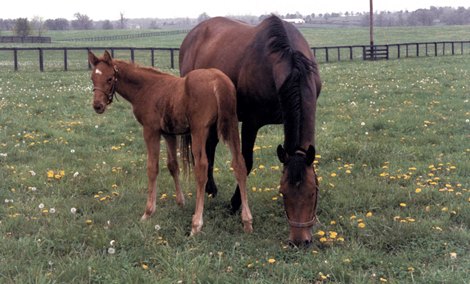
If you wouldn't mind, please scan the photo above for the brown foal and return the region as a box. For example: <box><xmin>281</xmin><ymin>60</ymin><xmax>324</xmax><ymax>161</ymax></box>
<box><xmin>88</xmin><ymin>50</ymin><xmax>253</xmax><ymax>235</ymax></box>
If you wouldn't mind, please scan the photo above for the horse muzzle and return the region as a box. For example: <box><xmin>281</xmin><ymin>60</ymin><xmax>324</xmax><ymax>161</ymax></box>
<box><xmin>93</xmin><ymin>102</ymin><xmax>106</xmax><ymax>114</ymax></box>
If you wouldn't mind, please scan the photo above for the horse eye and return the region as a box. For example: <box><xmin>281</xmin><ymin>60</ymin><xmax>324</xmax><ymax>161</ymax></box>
<box><xmin>107</xmin><ymin>77</ymin><xmax>113</xmax><ymax>83</ymax></box>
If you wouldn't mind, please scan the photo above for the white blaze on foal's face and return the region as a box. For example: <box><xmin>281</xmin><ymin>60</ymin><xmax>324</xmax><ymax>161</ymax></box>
<box><xmin>95</xmin><ymin>69</ymin><xmax>103</xmax><ymax>75</ymax></box>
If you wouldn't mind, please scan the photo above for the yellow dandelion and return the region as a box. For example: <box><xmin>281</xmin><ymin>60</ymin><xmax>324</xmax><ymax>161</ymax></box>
<box><xmin>415</xmin><ymin>188</ymin><xmax>422</xmax><ymax>193</ymax></box>
<box><xmin>330</xmin><ymin>220</ymin><xmax>337</xmax><ymax>225</ymax></box>
<box><xmin>330</xmin><ymin>172</ymin><xmax>337</xmax><ymax>177</ymax></box>
<box><xmin>141</xmin><ymin>263</ymin><xmax>149</xmax><ymax>270</ymax></box>
<box><xmin>366</xmin><ymin>212</ymin><xmax>373</xmax><ymax>217</ymax></box>
<box><xmin>316</xmin><ymin>230</ymin><xmax>326</xmax><ymax>236</ymax></box>
<box><xmin>408</xmin><ymin>267</ymin><xmax>415</xmax><ymax>272</ymax></box>
<box><xmin>247</xmin><ymin>263</ymin><xmax>254</xmax><ymax>268</ymax></box>
<box><xmin>400</xmin><ymin>203</ymin><xmax>407</xmax><ymax>207</ymax></box>
<box><xmin>380</xmin><ymin>277</ymin><xmax>388</xmax><ymax>282</ymax></box>
<box><xmin>319</xmin><ymin>237</ymin><xmax>328</xmax><ymax>243</ymax></box>
<box><xmin>47</xmin><ymin>170</ymin><xmax>54</xmax><ymax>178</ymax></box>
<box><xmin>86</xmin><ymin>219</ymin><xmax>93</xmax><ymax>225</ymax></box>
<box><xmin>268</xmin><ymin>258</ymin><xmax>276</xmax><ymax>264</ymax></box>
<box><xmin>329</xmin><ymin>231</ymin><xmax>338</xmax><ymax>239</ymax></box>
<box><xmin>358</xmin><ymin>222</ymin><xmax>366</xmax><ymax>229</ymax></box>
<box><xmin>441</xmin><ymin>207</ymin><xmax>448</xmax><ymax>212</ymax></box>
<box><xmin>337</xmin><ymin>237</ymin><xmax>345</xmax><ymax>242</ymax></box>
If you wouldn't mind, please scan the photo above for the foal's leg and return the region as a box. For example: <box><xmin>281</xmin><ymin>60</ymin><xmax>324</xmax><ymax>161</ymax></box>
<box><xmin>227</xmin><ymin>126</ymin><xmax>253</xmax><ymax>233</ymax></box>
<box><xmin>190</xmin><ymin>129</ymin><xmax>209</xmax><ymax>235</ymax></box>
<box><xmin>164</xmin><ymin>135</ymin><xmax>185</xmax><ymax>207</ymax></box>
<box><xmin>141</xmin><ymin>127</ymin><xmax>161</xmax><ymax>221</ymax></box>
<box><xmin>230</xmin><ymin>122</ymin><xmax>260</xmax><ymax>213</ymax></box>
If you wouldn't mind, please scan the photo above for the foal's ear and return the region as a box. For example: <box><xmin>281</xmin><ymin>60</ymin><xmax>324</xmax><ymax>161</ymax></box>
<box><xmin>277</xmin><ymin>145</ymin><xmax>287</xmax><ymax>164</ymax></box>
<box><xmin>88</xmin><ymin>51</ymin><xmax>99</xmax><ymax>67</ymax></box>
<box><xmin>305</xmin><ymin>145</ymin><xmax>316</xmax><ymax>166</ymax></box>
<box><xmin>103</xmin><ymin>50</ymin><xmax>113</xmax><ymax>64</ymax></box>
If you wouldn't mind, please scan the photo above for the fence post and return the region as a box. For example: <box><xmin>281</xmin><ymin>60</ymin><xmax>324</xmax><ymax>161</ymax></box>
<box><xmin>349</xmin><ymin>46</ymin><xmax>353</xmax><ymax>60</ymax></box>
<box><xmin>130</xmin><ymin>48</ymin><xmax>135</xmax><ymax>62</ymax></box>
<box><xmin>39</xmin><ymin>48</ymin><xmax>44</xmax><ymax>72</ymax></box>
<box><xmin>434</xmin><ymin>42</ymin><xmax>437</xmax><ymax>56</ymax></box>
<box><xmin>151</xmin><ymin>49</ymin><xmax>155</xmax><ymax>67</ymax></box>
<box><xmin>13</xmin><ymin>49</ymin><xmax>18</xmax><ymax>71</ymax></box>
<box><xmin>325</xmin><ymin>47</ymin><xmax>329</xmax><ymax>63</ymax></box>
<box><xmin>170</xmin><ymin>49</ymin><xmax>175</xmax><ymax>69</ymax></box>
<box><xmin>63</xmin><ymin>48</ymin><xmax>68</xmax><ymax>71</ymax></box>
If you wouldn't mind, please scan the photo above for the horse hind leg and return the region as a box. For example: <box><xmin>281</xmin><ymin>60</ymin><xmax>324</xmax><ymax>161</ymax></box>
<box><xmin>226</xmin><ymin>128</ymin><xmax>253</xmax><ymax>233</ymax></box>
<box><xmin>165</xmin><ymin>135</ymin><xmax>185</xmax><ymax>207</ymax></box>
<box><xmin>190</xmin><ymin>130</ymin><xmax>210</xmax><ymax>235</ymax></box>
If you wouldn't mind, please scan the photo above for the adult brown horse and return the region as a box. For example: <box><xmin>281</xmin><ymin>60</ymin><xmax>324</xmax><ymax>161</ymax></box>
<box><xmin>179</xmin><ymin>15</ymin><xmax>321</xmax><ymax>246</ymax></box>
<box><xmin>88</xmin><ymin>50</ymin><xmax>253</xmax><ymax>235</ymax></box>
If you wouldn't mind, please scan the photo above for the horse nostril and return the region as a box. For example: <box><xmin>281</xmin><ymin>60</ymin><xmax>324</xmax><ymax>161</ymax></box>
<box><xmin>94</xmin><ymin>104</ymin><xmax>104</xmax><ymax>113</ymax></box>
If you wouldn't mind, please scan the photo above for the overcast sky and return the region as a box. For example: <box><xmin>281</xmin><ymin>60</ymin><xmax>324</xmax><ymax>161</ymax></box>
<box><xmin>3</xmin><ymin>0</ymin><xmax>469</xmax><ymax>20</ymax></box>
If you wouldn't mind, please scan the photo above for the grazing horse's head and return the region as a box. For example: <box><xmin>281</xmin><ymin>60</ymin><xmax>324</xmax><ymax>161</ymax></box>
<box><xmin>88</xmin><ymin>51</ymin><xmax>118</xmax><ymax>114</ymax></box>
<box><xmin>277</xmin><ymin>144</ymin><xmax>318</xmax><ymax>247</ymax></box>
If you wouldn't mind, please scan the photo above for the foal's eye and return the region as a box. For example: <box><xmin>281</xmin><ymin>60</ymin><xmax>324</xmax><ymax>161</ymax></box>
<box><xmin>107</xmin><ymin>77</ymin><xmax>113</xmax><ymax>83</ymax></box>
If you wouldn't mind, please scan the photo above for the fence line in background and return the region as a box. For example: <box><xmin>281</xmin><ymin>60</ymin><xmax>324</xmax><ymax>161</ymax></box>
<box><xmin>1</xmin><ymin>41</ymin><xmax>469</xmax><ymax>72</ymax></box>
<box><xmin>58</xmin><ymin>30</ymin><xmax>190</xmax><ymax>42</ymax></box>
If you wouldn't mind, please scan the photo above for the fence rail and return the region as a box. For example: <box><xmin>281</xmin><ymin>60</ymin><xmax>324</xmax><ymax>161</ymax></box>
<box><xmin>1</xmin><ymin>41</ymin><xmax>469</xmax><ymax>72</ymax></box>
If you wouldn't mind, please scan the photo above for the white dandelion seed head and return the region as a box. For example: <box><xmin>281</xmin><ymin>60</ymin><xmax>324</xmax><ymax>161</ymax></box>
<box><xmin>38</xmin><ymin>203</ymin><xmax>45</xmax><ymax>209</ymax></box>
<box><xmin>70</xmin><ymin>207</ymin><xmax>77</xmax><ymax>214</ymax></box>
<box><xmin>154</xmin><ymin>224</ymin><xmax>161</xmax><ymax>231</ymax></box>
<box><xmin>108</xmin><ymin>247</ymin><xmax>116</xmax><ymax>254</ymax></box>
<box><xmin>49</xmin><ymin>208</ymin><xmax>56</xmax><ymax>214</ymax></box>
<box><xmin>110</xmin><ymin>240</ymin><xmax>116</xmax><ymax>246</ymax></box>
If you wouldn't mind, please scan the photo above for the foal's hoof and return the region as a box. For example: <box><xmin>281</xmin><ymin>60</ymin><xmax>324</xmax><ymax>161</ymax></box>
<box><xmin>140</xmin><ymin>213</ymin><xmax>151</xmax><ymax>221</ymax></box>
<box><xmin>243</xmin><ymin>221</ymin><xmax>253</xmax><ymax>233</ymax></box>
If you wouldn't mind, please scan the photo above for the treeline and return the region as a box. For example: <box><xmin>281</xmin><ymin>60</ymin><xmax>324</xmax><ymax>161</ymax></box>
<box><xmin>360</xmin><ymin>6</ymin><xmax>470</xmax><ymax>26</ymax></box>
<box><xmin>0</xmin><ymin>6</ymin><xmax>469</xmax><ymax>35</ymax></box>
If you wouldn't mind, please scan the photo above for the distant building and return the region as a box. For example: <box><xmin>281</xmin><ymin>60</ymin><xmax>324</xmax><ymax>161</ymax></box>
<box><xmin>283</xmin><ymin>18</ymin><xmax>305</xmax><ymax>24</ymax></box>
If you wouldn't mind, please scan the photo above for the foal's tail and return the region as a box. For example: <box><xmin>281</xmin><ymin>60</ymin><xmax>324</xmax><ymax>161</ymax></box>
<box><xmin>179</xmin><ymin>134</ymin><xmax>193</xmax><ymax>176</ymax></box>
<box><xmin>213</xmin><ymin>71</ymin><xmax>238</xmax><ymax>144</ymax></box>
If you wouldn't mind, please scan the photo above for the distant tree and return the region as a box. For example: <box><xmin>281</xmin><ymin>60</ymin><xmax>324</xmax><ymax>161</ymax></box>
<box><xmin>119</xmin><ymin>12</ymin><xmax>127</xmax><ymax>29</ymax></box>
<box><xmin>45</xmin><ymin>18</ymin><xmax>69</xmax><ymax>30</ymax></box>
<box><xmin>197</xmin><ymin>13</ymin><xmax>210</xmax><ymax>23</ymax></box>
<box><xmin>71</xmin><ymin>13</ymin><xmax>93</xmax><ymax>30</ymax></box>
<box><xmin>14</xmin><ymin>18</ymin><xmax>31</xmax><ymax>37</ymax></box>
<box><xmin>31</xmin><ymin>16</ymin><xmax>47</xmax><ymax>36</ymax></box>
<box><xmin>149</xmin><ymin>20</ymin><xmax>160</xmax><ymax>29</ymax></box>
<box><xmin>102</xmin><ymin>20</ymin><xmax>113</xmax><ymax>30</ymax></box>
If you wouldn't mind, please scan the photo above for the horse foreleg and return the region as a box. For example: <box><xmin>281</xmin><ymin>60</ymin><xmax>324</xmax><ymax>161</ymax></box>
<box><xmin>141</xmin><ymin>128</ymin><xmax>161</xmax><ymax>221</ymax></box>
<box><xmin>190</xmin><ymin>133</ymin><xmax>209</xmax><ymax>235</ymax></box>
<box><xmin>230</xmin><ymin>123</ymin><xmax>259</xmax><ymax>213</ymax></box>
<box><xmin>164</xmin><ymin>135</ymin><xmax>185</xmax><ymax>207</ymax></box>
<box><xmin>227</xmin><ymin>130</ymin><xmax>253</xmax><ymax>233</ymax></box>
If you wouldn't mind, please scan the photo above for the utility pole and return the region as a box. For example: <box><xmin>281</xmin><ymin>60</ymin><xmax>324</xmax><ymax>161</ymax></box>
<box><xmin>370</xmin><ymin>0</ymin><xmax>374</xmax><ymax>47</ymax></box>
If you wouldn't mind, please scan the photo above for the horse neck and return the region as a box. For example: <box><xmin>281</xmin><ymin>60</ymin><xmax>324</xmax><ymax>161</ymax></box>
<box><xmin>113</xmin><ymin>61</ymin><xmax>160</xmax><ymax>104</ymax></box>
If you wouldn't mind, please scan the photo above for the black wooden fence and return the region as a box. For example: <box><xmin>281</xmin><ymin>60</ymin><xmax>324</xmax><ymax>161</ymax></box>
<box><xmin>1</xmin><ymin>41</ymin><xmax>469</xmax><ymax>72</ymax></box>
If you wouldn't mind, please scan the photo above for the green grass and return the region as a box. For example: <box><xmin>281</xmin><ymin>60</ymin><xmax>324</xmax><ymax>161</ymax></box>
<box><xmin>1</xmin><ymin>52</ymin><xmax>469</xmax><ymax>282</ymax></box>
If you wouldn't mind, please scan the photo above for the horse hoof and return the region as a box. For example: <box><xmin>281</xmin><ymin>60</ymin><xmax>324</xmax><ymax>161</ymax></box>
<box><xmin>243</xmin><ymin>222</ymin><xmax>253</xmax><ymax>233</ymax></box>
<box><xmin>140</xmin><ymin>214</ymin><xmax>150</xmax><ymax>221</ymax></box>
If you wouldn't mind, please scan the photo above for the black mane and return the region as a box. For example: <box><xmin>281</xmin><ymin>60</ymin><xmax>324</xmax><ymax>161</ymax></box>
<box><xmin>265</xmin><ymin>16</ymin><xmax>315</xmax><ymax>155</ymax></box>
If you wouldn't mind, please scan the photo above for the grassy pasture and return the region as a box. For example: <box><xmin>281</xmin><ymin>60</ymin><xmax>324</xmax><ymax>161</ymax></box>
<box><xmin>1</xmin><ymin>51</ymin><xmax>469</xmax><ymax>282</ymax></box>
<box><xmin>1</xmin><ymin>25</ymin><xmax>470</xmax><ymax>282</ymax></box>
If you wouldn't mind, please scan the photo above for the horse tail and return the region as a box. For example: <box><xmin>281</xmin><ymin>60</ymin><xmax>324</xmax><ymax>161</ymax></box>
<box><xmin>179</xmin><ymin>134</ymin><xmax>193</xmax><ymax>176</ymax></box>
<box><xmin>212</xmin><ymin>70</ymin><xmax>238</xmax><ymax>144</ymax></box>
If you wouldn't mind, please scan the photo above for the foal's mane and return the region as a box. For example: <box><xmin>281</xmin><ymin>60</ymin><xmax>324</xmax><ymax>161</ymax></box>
<box><xmin>111</xmin><ymin>59</ymin><xmax>173</xmax><ymax>81</ymax></box>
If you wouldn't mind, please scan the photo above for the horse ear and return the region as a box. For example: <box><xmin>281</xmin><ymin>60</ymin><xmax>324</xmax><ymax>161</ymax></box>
<box><xmin>305</xmin><ymin>145</ymin><xmax>316</xmax><ymax>166</ymax></box>
<box><xmin>88</xmin><ymin>51</ymin><xmax>99</xmax><ymax>67</ymax></box>
<box><xmin>103</xmin><ymin>50</ymin><xmax>113</xmax><ymax>64</ymax></box>
<box><xmin>277</xmin><ymin>144</ymin><xmax>287</xmax><ymax>164</ymax></box>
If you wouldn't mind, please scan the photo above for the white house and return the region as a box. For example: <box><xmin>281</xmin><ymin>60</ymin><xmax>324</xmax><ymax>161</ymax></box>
<box><xmin>283</xmin><ymin>18</ymin><xmax>305</xmax><ymax>24</ymax></box>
